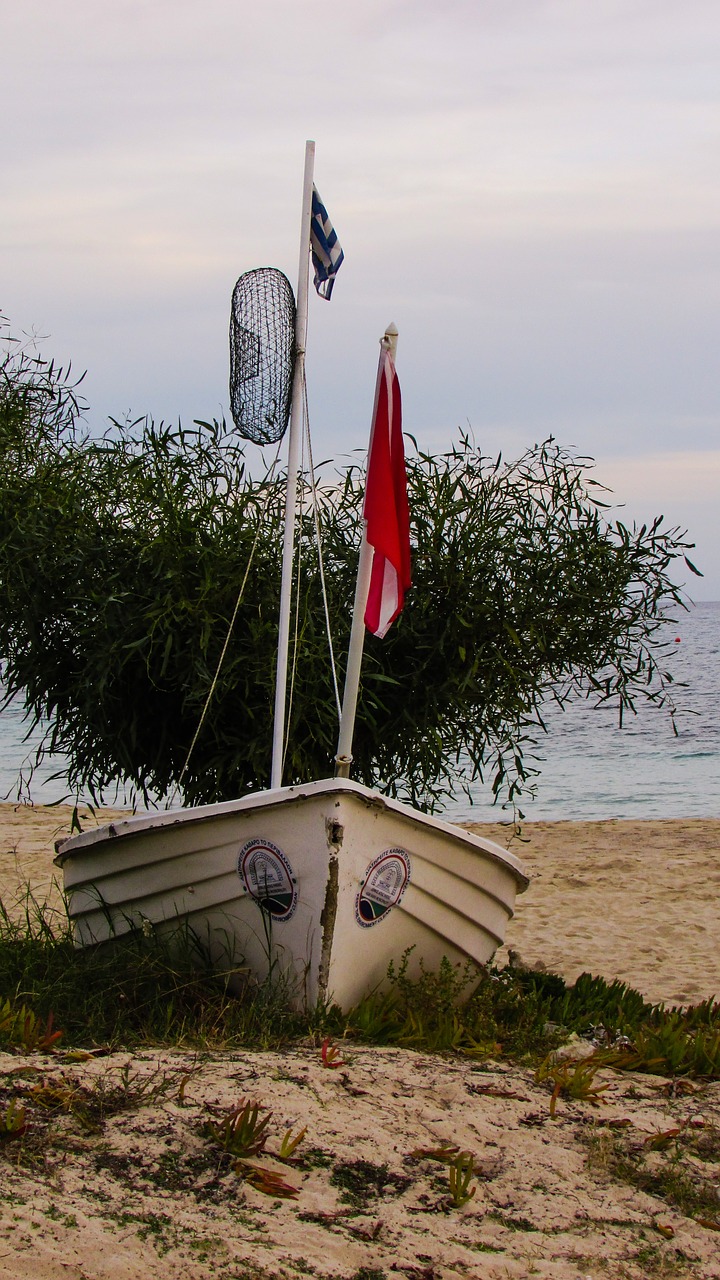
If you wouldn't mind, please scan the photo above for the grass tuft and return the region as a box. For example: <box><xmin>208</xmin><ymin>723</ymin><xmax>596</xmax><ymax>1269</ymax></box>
<box><xmin>0</xmin><ymin>888</ymin><xmax>322</xmax><ymax>1050</ymax></box>
<box><xmin>0</xmin><ymin>897</ymin><xmax>719</xmax><ymax>1083</ymax></box>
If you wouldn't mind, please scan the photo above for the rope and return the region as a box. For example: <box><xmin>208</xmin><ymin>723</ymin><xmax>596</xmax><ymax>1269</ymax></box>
<box><xmin>303</xmin><ymin>376</ymin><xmax>342</xmax><ymax>722</ymax></box>
<box><xmin>281</xmin><ymin>368</ymin><xmax>343</xmax><ymax>775</ymax></box>
<box><xmin>167</xmin><ymin>441</ymin><xmax>283</xmax><ymax>807</ymax></box>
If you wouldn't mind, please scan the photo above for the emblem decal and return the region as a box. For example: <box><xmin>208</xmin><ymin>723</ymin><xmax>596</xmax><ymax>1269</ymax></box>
<box><xmin>237</xmin><ymin>838</ymin><xmax>298</xmax><ymax>921</ymax></box>
<box><xmin>356</xmin><ymin>847</ymin><xmax>411</xmax><ymax>927</ymax></box>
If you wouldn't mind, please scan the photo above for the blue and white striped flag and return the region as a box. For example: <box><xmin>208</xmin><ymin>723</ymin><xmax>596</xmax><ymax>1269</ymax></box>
<box><xmin>310</xmin><ymin>185</ymin><xmax>344</xmax><ymax>300</ymax></box>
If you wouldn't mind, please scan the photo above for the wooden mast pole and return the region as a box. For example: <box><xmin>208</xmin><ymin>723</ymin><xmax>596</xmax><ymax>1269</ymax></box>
<box><xmin>335</xmin><ymin>323</ymin><xmax>398</xmax><ymax>778</ymax></box>
<box><xmin>271</xmin><ymin>140</ymin><xmax>315</xmax><ymax>789</ymax></box>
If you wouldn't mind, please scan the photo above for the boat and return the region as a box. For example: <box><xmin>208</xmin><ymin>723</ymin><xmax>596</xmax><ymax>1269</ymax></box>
<box><xmin>55</xmin><ymin>142</ymin><xmax>528</xmax><ymax>1010</ymax></box>
<box><xmin>55</xmin><ymin>777</ymin><xmax>527</xmax><ymax>1009</ymax></box>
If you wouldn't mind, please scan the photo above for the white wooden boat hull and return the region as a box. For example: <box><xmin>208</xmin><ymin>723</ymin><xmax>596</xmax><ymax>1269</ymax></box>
<box><xmin>55</xmin><ymin>778</ymin><xmax>528</xmax><ymax>1010</ymax></box>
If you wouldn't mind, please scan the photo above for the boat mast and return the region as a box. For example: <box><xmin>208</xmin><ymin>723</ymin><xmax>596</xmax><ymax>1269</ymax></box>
<box><xmin>271</xmin><ymin>139</ymin><xmax>315</xmax><ymax>789</ymax></box>
<box><xmin>335</xmin><ymin>323</ymin><xmax>399</xmax><ymax>779</ymax></box>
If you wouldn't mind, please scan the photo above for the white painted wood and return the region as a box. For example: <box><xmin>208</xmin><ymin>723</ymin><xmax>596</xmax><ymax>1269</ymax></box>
<box><xmin>271</xmin><ymin>139</ymin><xmax>315</xmax><ymax>789</ymax></box>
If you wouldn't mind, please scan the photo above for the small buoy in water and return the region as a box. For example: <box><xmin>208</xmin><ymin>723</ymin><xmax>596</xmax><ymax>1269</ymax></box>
<box><xmin>675</xmin><ymin>637</ymin><xmax>681</xmax><ymax>643</ymax></box>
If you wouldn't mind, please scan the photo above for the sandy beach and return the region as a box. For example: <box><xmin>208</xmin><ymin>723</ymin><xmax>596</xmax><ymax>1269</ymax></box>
<box><xmin>0</xmin><ymin>803</ymin><xmax>719</xmax><ymax>1279</ymax></box>
<box><xmin>472</xmin><ymin>816</ymin><xmax>720</xmax><ymax>1009</ymax></box>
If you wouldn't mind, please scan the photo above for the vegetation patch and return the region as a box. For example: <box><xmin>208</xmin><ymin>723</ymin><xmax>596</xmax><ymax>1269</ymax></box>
<box><xmin>0</xmin><ymin>890</ymin><xmax>313</xmax><ymax>1050</ymax></box>
<box><xmin>585</xmin><ymin>1124</ymin><xmax>720</xmax><ymax>1226</ymax></box>
<box><xmin>2</xmin><ymin>895</ymin><xmax>720</xmax><ymax>1086</ymax></box>
<box><xmin>330</xmin><ymin>1158</ymin><xmax>411</xmax><ymax>1209</ymax></box>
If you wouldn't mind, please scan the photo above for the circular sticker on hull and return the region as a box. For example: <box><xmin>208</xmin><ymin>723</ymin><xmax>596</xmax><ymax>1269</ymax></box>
<box><xmin>356</xmin><ymin>847</ymin><xmax>411</xmax><ymax>927</ymax></box>
<box><xmin>237</xmin><ymin>838</ymin><xmax>298</xmax><ymax>921</ymax></box>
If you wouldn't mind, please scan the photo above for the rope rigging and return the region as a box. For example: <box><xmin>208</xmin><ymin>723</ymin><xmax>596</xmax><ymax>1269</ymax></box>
<box><xmin>170</xmin><ymin>261</ymin><xmax>343</xmax><ymax>802</ymax></box>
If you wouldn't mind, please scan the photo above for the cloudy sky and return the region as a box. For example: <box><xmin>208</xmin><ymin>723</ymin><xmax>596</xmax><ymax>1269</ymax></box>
<box><xmin>3</xmin><ymin>0</ymin><xmax>719</xmax><ymax>597</ymax></box>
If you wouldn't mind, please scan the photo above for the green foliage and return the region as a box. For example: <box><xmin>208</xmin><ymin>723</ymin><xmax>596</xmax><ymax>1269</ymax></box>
<box><xmin>319</xmin><ymin>1037</ymin><xmax>346</xmax><ymax>1068</ymax></box>
<box><xmin>346</xmin><ymin>958</ymin><xmax>720</xmax><ymax>1080</ymax></box>
<box><xmin>0</xmin><ymin>891</ymin><xmax>313</xmax><ymax>1049</ymax></box>
<box><xmin>203</xmin><ymin>1098</ymin><xmax>271</xmax><ymax>1158</ymax></box>
<box><xmin>410</xmin><ymin>1143</ymin><xmax>478</xmax><ymax>1207</ymax></box>
<box><xmin>0</xmin><ymin>995</ymin><xmax>63</xmax><ymax>1053</ymax></box>
<box><xmin>347</xmin><ymin>950</ymin><xmax>554</xmax><ymax>1058</ymax></box>
<box><xmin>540</xmin><ymin>970</ymin><xmax>654</xmax><ymax>1037</ymax></box>
<box><xmin>0</xmin><ymin>1097</ymin><xmax>27</xmax><ymax>1142</ymax></box>
<box><xmin>19</xmin><ymin>1063</ymin><xmax>189</xmax><ymax>1135</ymax></box>
<box><xmin>447</xmin><ymin>1151</ymin><xmax>477</xmax><ymax>1207</ymax></box>
<box><xmin>531</xmin><ymin>971</ymin><xmax>720</xmax><ymax>1078</ymax></box>
<box><xmin>536</xmin><ymin>1054</ymin><xmax>612</xmax><ymax>1117</ymax></box>
<box><xmin>612</xmin><ymin>1005</ymin><xmax>720</xmax><ymax>1078</ymax></box>
<box><xmin>0</xmin><ymin>316</ymin><xmax>698</xmax><ymax>810</ymax></box>
<box><xmin>586</xmin><ymin>1125</ymin><xmax>720</xmax><ymax>1225</ymax></box>
<box><xmin>3</xmin><ymin>890</ymin><xmax>719</xmax><ymax>1079</ymax></box>
<box><xmin>277</xmin><ymin>1124</ymin><xmax>306</xmax><ymax>1162</ymax></box>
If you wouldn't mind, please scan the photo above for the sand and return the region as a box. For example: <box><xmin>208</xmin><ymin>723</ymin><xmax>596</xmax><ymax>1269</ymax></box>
<box><xmin>0</xmin><ymin>803</ymin><xmax>719</xmax><ymax>1279</ymax></box>
<box><xmin>470</xmin><ymin>817</ymin><xmax>720</xmax><ymax>1009</ymax></box>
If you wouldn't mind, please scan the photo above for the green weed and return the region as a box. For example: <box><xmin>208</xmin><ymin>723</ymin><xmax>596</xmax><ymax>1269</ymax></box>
<box><xmin>447</xmin><ymin>1151</ymin><xmax>477</xmax><ymax>1208</ymax></box>
<box><xmin>346</xmin><ymin>950</ymin><xmax>554</xmax><ymax>1060</ymax></box>
<box><xmin>612</xmin><ymin>1007</ymin><xmax>720</xmax><ymax>1078</ymax></box>
<box><xmin>277</xmin><ymin>1126</ymin><xmax>307</xmax><ymax>1162</ymax></box>
<box><xmin>344</xmin><ymin>987</ymin><xmax>403</xmax><ymax>1043</ymax></box>
<box><xmin>530</xmin><ymin>972</ymin><xmax>720</xmax><ymax>1079</ymax></box>
<box><xmin>536</xmin><ymin>1053</ymin><xmax>612</xmax><ymax>1117</ymax></box>
<box><xmin>0</xmin><ymin>1098</ymin><xmax>27</xmax><ymax>1142</ymax></box>
<box><xmin>319</xmin><ymin>1038</ymin><xmax>345</xmax><ymax>1069</ymax></box>
<box><xmin>541</xmin><ymin>971</ymin><xmax>654</xmax><ymax>1038</ymax></box>
<box><xmin>201</xmin><ymin>1097</ymin><xmax>304</xmax><ymax>1198</ymax></box>
<box><xmin>2</xmin><ymin>889</ymin><xmax>719</xmax><ymax>1093</ymax></box>
<box><xmin>585</xmin><ymin>1125</ymin><xmax>720</xmax><ymax>1225</ymax></box>
<box><xmin>0</xmin><ymin>891</ymin><xmax>318</xmax><ymax>1050</ymax></box>
<box><xmin>204</xmin><ymin>1098</ymin><xmax>272</xmax><ymax>1159</ymax></box>
<box><xmin>0</xmin><ymin>996</ymin><xmax>63</xmax><ymax>1053</ymax></box>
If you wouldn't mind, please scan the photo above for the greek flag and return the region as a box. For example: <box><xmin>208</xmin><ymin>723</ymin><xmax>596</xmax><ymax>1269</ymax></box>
<box><xmin>310</xmin><ymin>185</ymin><xmax>344</xmax><ymax>300</ymax></box>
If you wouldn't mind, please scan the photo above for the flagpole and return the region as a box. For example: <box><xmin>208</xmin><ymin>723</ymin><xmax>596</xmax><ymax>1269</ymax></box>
<box><xmin>335</xmin><ymin>323</ymin><xmax>398</xmax><ymax>779</ymax></box>
<box><xmin>271</xmin><ymin>139</ymin><xmax>315</xmax><ymax>789</ymax></box>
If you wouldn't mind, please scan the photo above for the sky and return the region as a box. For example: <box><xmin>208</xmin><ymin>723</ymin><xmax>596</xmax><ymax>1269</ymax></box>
<box><xmin>3</xmin><ymin>0</ymin><xmax>719</xmax><ymax>598</ymax></box>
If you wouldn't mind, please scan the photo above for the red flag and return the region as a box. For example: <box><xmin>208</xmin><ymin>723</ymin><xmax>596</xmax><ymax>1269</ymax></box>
<box><xmin>363</xmin><ymin>344</ymin><xmax>411</xmax><ymax>637</ymax></box>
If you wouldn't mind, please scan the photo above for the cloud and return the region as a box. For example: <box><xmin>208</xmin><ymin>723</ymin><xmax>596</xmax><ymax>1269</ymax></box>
<box><xmin>598</xmin><ymin>449</ymin><xmax>720</xmax><ymax>505</ymax></box>
<box><xmin>592</xmin><ymin>451</ymin><xmax>720</xmax><ymax>599</ymax></box>
<box><xmin>2</xmin><ymin>0</ymin><xmax>718</xmax><ymax>598</ymax></box>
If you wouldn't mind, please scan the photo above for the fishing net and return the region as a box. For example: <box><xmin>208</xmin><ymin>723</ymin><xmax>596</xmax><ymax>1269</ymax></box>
<box><xmin>229</xmin><ymin>268</ymin><xmax>296</xmax><ymax>445</ymax></box>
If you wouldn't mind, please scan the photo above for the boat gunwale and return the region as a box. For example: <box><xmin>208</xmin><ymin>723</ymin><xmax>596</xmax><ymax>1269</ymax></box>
<box><xmin>54</xmin><ymin>777</ymin><xmax>528</xmax><ymax>889</ymax></box>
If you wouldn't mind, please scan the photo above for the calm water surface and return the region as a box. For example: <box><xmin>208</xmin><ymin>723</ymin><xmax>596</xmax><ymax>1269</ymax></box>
<box><xmin>449</xmin><ymin>600</ymin><xmax>720</xmax><ymax>822</ymax></box>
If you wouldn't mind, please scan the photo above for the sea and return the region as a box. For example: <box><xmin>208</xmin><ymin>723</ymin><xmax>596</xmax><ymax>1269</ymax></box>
<box><xmin>0</xmin><ymin>602</ymin><xmax>718</xmax><ymax>823</ymax></box>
